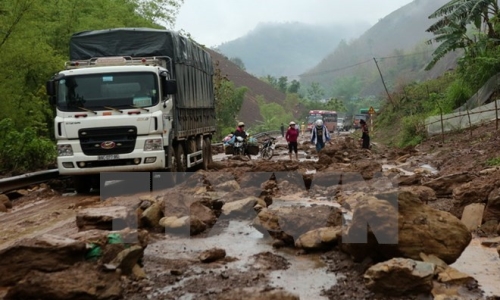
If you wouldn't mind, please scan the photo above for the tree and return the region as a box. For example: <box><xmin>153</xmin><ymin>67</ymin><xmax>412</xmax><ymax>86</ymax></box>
<box><xmin>214</xmin><ymin>63</ymin><xmax>247</xmax><ymax>138</ymax></box>
<box><xmin>306</xmin><ymin>82</ymin><xmax>324</xmax><ymax>101</ymax></box>
<box><xmin>229</xmin><ymin>57</ymin><xmax>246</xmax><ymax>71</ymax></box>
<box><xmin>288</xmin><ymin>79</ymin><xmax>300</xmax><ymax>94</ymax></box>
<box><xmin>425</xmin><ymin>0</ymin><xmax>499</xmax><ymax>70</ymax></box>
<box><xmin>278</xmin><ymin>76</ymin><xmax>288</xmax><ymax>93</ymax></box>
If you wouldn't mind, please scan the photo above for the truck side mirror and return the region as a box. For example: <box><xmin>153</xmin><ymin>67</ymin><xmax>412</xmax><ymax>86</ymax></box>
<box><xmin>46</xmin><ymin>80</ymin><xmax>56</xmax><ymax>105</ymax></box>
<box><xmin>163</xmin><ymin>79</ymin><xmax>177</xmax><ymax>95</ymax></box>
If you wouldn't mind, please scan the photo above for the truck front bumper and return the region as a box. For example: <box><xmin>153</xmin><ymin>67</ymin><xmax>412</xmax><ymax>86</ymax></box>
<box><xmin>57</xmin><ymin>150</ymin><xmax>165</xmax><ymax>175</ymax></box>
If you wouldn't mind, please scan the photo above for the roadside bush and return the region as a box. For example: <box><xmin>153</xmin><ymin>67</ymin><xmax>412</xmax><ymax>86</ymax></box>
<box><xmin>397</xmin><ymin>115</ymin><xmax>427</xmax><ymax>147</ymax></box>
<box><xmin>0</xmin><ymin>119</ymin><xmax>55</xmax><ymax>173</ymax></box>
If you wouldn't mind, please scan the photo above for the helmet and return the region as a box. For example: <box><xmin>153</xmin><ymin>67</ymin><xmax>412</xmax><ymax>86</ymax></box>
<box><xmin>315</xmin><ymin>119</ymin><xmax>323</xmax><ymax>126</ymax></box>
<box><xmin>238</xmin><ymin>122</ymin><xmax>245</xmax><ymax>127</ymax></box>
<box><xmin>289</xmin><ymin>121</ymin><xmax>296</xmax><ymax>125</ymax></box>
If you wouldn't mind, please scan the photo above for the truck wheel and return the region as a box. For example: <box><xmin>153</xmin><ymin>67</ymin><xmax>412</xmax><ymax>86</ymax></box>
<box><xmin>202</xmin><ymin>137</ymin><xmax>212</xmax><ymax>169</ymax></box>
<box><xmin>73</xmin><ymin>175</ymin><xmax>91</xmax><ymax>194</ymax></box>
<box><xmin>176</xmin><ymin>143</ymin><xmax>187</xmax><ymax>172</ymax></box>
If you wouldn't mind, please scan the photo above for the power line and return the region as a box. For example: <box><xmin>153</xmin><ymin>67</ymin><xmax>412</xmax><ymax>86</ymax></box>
<box><xmin>218</xmin><ymin>49</ymin><xmax>435</xmax><ymax>79</ymax></box>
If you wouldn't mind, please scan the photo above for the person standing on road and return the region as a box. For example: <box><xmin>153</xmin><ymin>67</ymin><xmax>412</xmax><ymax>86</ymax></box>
<box><xmin>300</xmin><ymin>122</ymin><xmax>306</xmax><ymax>137</ymax></box>
<box><xmin>311</xmin><ymin>119</ymin><xmax>331</xmax><ymax>152</ymax></box>
<box><xmin>360</xmin><ymin>119</ymin><xmax>370</xmax><ymax>149</ymax></box>
<box><xmin>280</xmin><ymin>123</ymin><xmax>285</xmax><ymax>137</ymax></box>
<box><xmin>286</xmin><ymin>121</ymin><xmax>299</xmax><ymax>160</ymax></box>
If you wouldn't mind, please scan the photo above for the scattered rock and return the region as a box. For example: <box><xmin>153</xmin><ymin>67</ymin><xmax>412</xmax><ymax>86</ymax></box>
<box><xmin>460</xmin><ymin>203</ymin><xmax>485</xmax><ymax>231</ymax></box>
<box><xmin>76</xmin><ymin>206</ymin><xmax>131</xmax><ymax>231</ymax></box>
<box><xmin>363</xmin><ymin>258</ymin><xmax>435</xmax><ymax>296</ymax></box>
<box><xmin>199</xmin><ymin>248</ymin><xmax>226</xmax><ymax>263</ymax></box>
<box><xmin>295</xmin><ymin>226</ymin><xmax>342</xmax><ymax>250</ymax></box>
<box><xmin>108</xmin><ymin>245</ymin><xmax>143</xmax><ymax>275</ymax></box>
<box><xmin>4</xmin><ymin>263</ymin><xmax>122</xmax><ymax>300</ymax></box>
<box><xmin>0</xmin><ymin>202</ymin><xmax>7</xmax><ymax>212</ymax></box>
<box><xmin>221</xmin><ymin>196</ymin><xmax>259</xmax><ymax>217</ymax></box>
<box><xmin>424</xmin><ymin>172</ymin><xmax>474</xmax><ymax>196</ymax></box>
<box><xmin>0</xmin><ymin>234</ymin><xmax>86</xmax><ymax>286</ymax></box>
<box><xmin>140</xmin><ymin>201</ymin><xmax>163</xmax><ymax>228</ymax></box>
<box><xmin>0</xmin><ymin>194</ymin><xmax>12</xmax><ymax>209</ymax></box>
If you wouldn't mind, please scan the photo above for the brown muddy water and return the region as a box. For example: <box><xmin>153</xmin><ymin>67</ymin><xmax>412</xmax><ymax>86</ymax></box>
<box><xmin>144</xmin><ymin>218</ymin><xmax>340</xmax><ymax>299</ymax></box>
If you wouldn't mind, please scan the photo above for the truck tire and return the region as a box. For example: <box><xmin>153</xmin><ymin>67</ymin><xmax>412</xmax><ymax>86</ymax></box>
<box><xmin>73</xmin><ymin>175</ymin><xmax>92</xmax><ymax>194</ymax></box>
<box><xmin>202</xmin><ymin>136</ymin><xmax>212</xmax><ymax>170</ymax></box>
<box><xmin>176</xmin><ymin>143</ymin><xmax>187</xmax><ymax>172</ymax></box>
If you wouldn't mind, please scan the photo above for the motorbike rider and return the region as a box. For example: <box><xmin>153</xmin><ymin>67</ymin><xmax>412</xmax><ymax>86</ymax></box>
<box><xmin>233</xmin><ymin>122</ymin><xmax>251</xmax><ymax>159</ymax></box>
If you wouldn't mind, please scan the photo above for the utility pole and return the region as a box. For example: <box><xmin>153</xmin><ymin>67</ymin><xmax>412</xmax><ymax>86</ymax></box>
<box><xmin>373</xmin><ymin>57</ymin><xmax>393</xmax><ymax>105</ymax></box>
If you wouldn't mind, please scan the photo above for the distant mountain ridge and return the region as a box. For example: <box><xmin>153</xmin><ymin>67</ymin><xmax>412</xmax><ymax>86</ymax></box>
<box><xmin>300</xmin><ymin>0</ymin><xmax>458</xmax><ymax>97</ymax></box>
<box><xmin>214</xmin><ymin>21</ymin><xmax>370</xmax><ymax>79</ymax></box>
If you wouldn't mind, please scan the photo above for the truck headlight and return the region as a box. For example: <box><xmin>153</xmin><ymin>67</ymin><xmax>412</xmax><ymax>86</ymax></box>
<box><xmin>57</xmin><ymin>144</ymin><xmax>73</xmax><ymax>156</ymax></box>
<box><xmin>144</xmin><ymin>139</ymin><xmax>162</xmax><ymax>151</ymax></box>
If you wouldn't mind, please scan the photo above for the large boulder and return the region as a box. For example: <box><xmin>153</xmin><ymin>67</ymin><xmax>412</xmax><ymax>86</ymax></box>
<box><xmin>484</xmin><ymin>187</ymin><xmax>500</xmax><ymax>222</ymax></box>
<box><xmin>423</xmin><ymin>172</ymin><xmax>474</xmax><ymax>196</ymax></box>
<box><xmin>0</xmin><ymin>234</ymin><xmax>86</xmax><ymax>286</ymax></box>
<box><xmin>252</xmin><ymin>206</ymin><xmax>343</xmax><ymax>245</ymax></box>
<box><xmin>364</xmin><ymin>258</ymin><xmax>435</xmax><ymax>296</ymax></box>
<box><xmin>5</xmin><ymin>263</ymin><xmax>122</xmax><ymax>300</ymax></box>
<box><xmin>342</xmin><ymin>191</ymin><xmax>472</xmax><ymax>264</ymax></box>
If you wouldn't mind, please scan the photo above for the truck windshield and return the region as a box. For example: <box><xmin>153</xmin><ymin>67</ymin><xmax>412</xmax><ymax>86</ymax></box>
<box><xmin>56</xmin><ymin>72</ymin><xmax>159</xmax><ymax>111</ymax></box>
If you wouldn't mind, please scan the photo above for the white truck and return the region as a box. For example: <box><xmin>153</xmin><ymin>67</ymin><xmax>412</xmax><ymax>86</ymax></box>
<box><xmin>45</xmin><ymin>28</ymin><xmax>216</xmax><ymax>193</ymax></box>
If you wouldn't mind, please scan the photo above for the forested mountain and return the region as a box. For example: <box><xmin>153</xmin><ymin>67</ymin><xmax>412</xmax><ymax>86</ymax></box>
<box><xmin>300</xmin><ymin>0</ymin><xmax>458</xmax><ymax>98</ymax></box>
<box><xmin>215</xmin><ymin>21</ymin><xmax>370</xmax><ymax>79</ymax></box>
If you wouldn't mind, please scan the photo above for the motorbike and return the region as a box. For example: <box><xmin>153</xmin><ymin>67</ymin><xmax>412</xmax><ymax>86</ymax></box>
<box><xmin>233</xmin><ymin>136</ymin><xmax>246</xmax><ymax>156</ymax></box>
<box><xmin>260</xmin><ymin>134</ymin><xmax>276</xmax><ymax>160</ymax></box>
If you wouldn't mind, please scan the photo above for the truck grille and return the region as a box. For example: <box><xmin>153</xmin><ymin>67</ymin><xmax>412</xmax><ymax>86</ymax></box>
<box><xmin>79</xmin><ymin>126</ymin><xmax>137</xmax><ymax>156</ymax></box>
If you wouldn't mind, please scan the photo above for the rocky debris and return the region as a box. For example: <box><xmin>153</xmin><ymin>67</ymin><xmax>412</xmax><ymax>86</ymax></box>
<box><xmin>0</xmin><ymin>201</ymin><xmax>7</xmax><ymax>212</ymax></box>
<box><xmin>190</xmin><ymin>201</ymin><xmax>217</xmax><ymax>226</ymax></box>
<box><xmin>249</xmin><ymin>252</ymin><xmax>290</xmax><ymax>271</ymax></box>
<box><xmin>453</xmin><ymin>179</ymin><xmax>494</xmax><ymax>208</ymax></box>
<box><xmin>140</xmin><ymin>199</ymin><xmax>162</xmax><ymax>228</ymax></box>
<box><xmin>252</xmin><ymin>205</ymin><xmax>343</xmax><ymax>245</ymax></box>
<box><xmin>107</xmin><ymin>245</ymin><xmax>143</xmax><ymax>275</ymax></box>
<box><xmin>401</xmin><ymin>186</ymin><xmax>437</xmax><ymax>203</ymax></box>
<box><xmin>294</xmin><ymin>226</ymin><xmax>342</xmax><ymax>250</ymax></box>
<box><xmin>0</xmin><ymin>234</ymin><xmax>86</xmax><ymax>286</ymax></box>
<box><xmin>342</xmin><ymin>191</ymin><xmax>471</xmax><ymax>264</ymax></box>
<box><xmin>396</xmin><ymin>173</ymin><xmax>423</xmax><ymax>186</ymax></box>
<box><xmin>461</xmin><ymin>203</ymin><xmax>485</xmax><ymax>231</ymax></box>
<box><xmin>221</xmin><ymin>196</ymin><xmax>260</xmax><ymax>217</ymax></box>
<box><xmin>217</xmin><ymin>289</ymin><xmax>299</xmax><ymax>300</ymax></box>
<box><xmin>199</xmin><ymin>248</ymin><xmax>226</xmax><ymax>263</ymax></box>
<box><xmin>497</xmin><ymin>246</ymin><xmax>500</xmax><ymax>258</ymax></box>
<box><xmin>423</xmin><ymin>172</ymin><xmax>474</xmax><ymax>196</ymax></box>
<box><xmin>159</xmin><ymin>215</ymin><xmax>207</xmax><ymax>235</ymax></box>
<box><xmin>0</xmin><ymin>194</ymin><xmax>12</xmax><ymax>209</ymax></box>
<box><xmin>5</xmin><ymin>262</ymin><xmax>122</xmax><ymax>300</ymax></box>
<box><xmin>76</xmin><ymin>206</ymin><xmax>132</xmax><ymax>231</ymax></box>
<box><xmin>480</xmin><ymin>236</ymin><xmax>500</xmax><ymax>247</ymax></box>
<box><xmin>363</xmin><ymin>258</ymin><xmax>435</xmax><ymax>296</ymax></box>
<box><xmin>353</xmin><ymin>159</ymin><xmax>382</xmax><ymax>180</ymax></box>
<box><xmin>69</xmin><ymin>228</ymin><xmax>149</xmax><ymax>250</ymax></box>
<box><xmin>484</xmin><ymin>187</ymin><xmax>500</xmax><ymax>222</ymax></box>
<box><xmin>215</xmin><ymin>179</ymin><xmax>240</xmax><ymax>192</ymax></box>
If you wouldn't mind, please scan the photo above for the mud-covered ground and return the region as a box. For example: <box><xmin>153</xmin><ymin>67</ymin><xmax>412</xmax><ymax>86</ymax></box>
<box><xmin>2</xmin><ymin>126</ymin><xmax>500</xmax><ymax>299</ymax></box>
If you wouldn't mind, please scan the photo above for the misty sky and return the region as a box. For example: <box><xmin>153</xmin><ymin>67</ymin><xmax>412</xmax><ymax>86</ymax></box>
<box><xmin>174</xmin><ymin>0</ymin><xmax>414</xmax><ymax>47</ymax></box>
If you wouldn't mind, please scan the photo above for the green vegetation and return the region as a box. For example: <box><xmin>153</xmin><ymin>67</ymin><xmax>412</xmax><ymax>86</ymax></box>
<box><xmin>0</xmin><ymin>119</ymin><xmax>55</xmax><ymax>173</ymax></box>
<box><xmin>486</xmin><ymin>157</ymin><xmax>500</xmax><ymax>166</ymax></box>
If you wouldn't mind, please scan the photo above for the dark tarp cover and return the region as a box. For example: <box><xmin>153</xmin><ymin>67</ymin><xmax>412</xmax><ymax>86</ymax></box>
<box><xmin>69</xmin><ymin>28</ymin><xmax>215</xmax><ymax>109</ymax></box>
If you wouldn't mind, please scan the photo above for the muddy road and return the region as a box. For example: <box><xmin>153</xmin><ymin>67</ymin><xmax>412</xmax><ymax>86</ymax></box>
<box><xmin>1</xmin><ymin>130</ymin><xmax>500</xmax><ymax>300</ymax></box>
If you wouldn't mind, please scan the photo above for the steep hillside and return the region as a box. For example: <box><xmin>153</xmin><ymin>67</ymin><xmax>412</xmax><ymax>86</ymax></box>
<box><xmin>207</xmin><ymin>49</ymin><xmax>302</xmax><ymax>127</ymax></box>
<box><xmin>300</xmin><ymin>0</ymin><xmax>457</xmax><ymax>97</ymax></box>
<box><xmin>215</xmin><ymin>21</ymin><xmax>370</xmax><ymax>79</ymax></box>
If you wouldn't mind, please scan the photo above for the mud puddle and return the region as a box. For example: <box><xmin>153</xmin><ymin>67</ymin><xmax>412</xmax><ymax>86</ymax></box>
<box><xmin>145</xmin><ymin>219</ymin><xmax>339</xmax><ymax>299</ymax></box>
<box><xmin>451</xmin><ymin>238</ymin><xmax>500</xmax><ymax>298</ymax></box>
